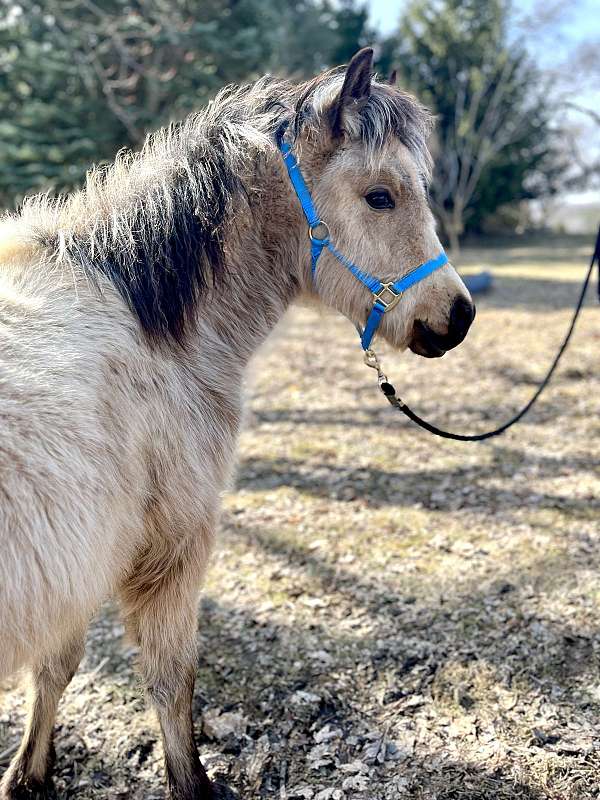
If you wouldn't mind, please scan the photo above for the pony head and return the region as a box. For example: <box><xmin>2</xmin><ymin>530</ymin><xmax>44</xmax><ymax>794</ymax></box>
<box><xmin>285</xmin><ymin>48</ymin><xmax>475</xmax><ymax>358</ymax></box>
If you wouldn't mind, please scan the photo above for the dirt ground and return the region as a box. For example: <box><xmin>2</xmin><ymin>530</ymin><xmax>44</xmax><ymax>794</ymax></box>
<box><xmin>2</xmin><ymin>237</ymin><xmax>600</xmax><ymax>799</ymax></box>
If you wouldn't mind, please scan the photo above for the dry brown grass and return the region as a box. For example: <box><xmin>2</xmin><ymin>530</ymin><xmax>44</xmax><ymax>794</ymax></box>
<box><xmin>2</xmin><ymin>235</ymin><xmax>600</xmax><ymax>799</ymax></box>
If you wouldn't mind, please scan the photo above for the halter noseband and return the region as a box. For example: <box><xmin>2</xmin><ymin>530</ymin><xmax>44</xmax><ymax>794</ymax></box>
<box><xmin>276</xmin><ymin>124</ymin><xmax>449</xmax><ymax>350</ymax></box>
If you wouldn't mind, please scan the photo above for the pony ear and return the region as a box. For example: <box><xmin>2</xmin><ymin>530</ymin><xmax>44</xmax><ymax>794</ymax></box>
<box><xmin>331</xmin><ymin>47</ymin><xmax>374</xmax><ymax>138</ymax></box>
<box><xmin>389</xmin><ymin>69</ymin><xmax>398</xmax><ymax>86</ymax></box>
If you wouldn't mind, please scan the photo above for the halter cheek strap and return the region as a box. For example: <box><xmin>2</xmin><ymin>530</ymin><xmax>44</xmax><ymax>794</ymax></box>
<box><xmin>277</xmin><ymin>126</ymin><xmax>448</xmax><ymax>350</ymax></box>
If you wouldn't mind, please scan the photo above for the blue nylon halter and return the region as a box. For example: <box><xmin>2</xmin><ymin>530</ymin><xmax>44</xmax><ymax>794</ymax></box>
<box><xmin>276</xmin><ymin>128</ymin><xmax>449</xmax><ymax>350</ymax></box>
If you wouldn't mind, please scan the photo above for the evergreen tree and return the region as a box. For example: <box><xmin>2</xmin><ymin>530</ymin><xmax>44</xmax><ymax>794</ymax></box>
<box><xmin>0</xmin><ymin>0</ymin><xmax>372</xmax><ymax>206</ymax></box>
<box><xmin>329</xmin><ymin>0</ymin><xmax>372</xmax><ymax>66</ymax></box>
<box><xmin>0</xmin><ymin>6</ymin><xmax>124</xmax><ymax>204</ymax></box>
<box><xmin>382</xmin><ymin>0</ymin><xmax>565</xmax><ymax>248</ymax></box>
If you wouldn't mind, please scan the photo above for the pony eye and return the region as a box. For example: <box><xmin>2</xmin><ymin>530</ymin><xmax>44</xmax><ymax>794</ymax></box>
<box><xmin>365</xmin><ymin>189</ymin><xmax>395</xmax><ymax>210</ymax></box>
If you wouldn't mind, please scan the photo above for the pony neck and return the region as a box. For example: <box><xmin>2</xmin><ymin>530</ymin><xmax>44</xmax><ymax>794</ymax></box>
<box><xmin>188</xmin><ymin>149</ymin><xmax>310</xmax><ymax>366</ymax></box>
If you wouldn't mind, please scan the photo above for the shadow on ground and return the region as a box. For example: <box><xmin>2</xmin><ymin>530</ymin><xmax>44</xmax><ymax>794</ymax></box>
<box><xmin>236</xmin><ymin>446</ymin><xmax>600</xmax><ymax>518</ymax></box>
<box><xmin>3</xmin><ymin>514</ymin><xmax>598</xmax><ymax>799</ymax></box>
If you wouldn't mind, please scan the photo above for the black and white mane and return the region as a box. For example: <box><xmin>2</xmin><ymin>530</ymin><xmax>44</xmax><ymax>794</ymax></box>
<box><xmin>19</xmin><ymin>72</ymin><xmax>433</xmax><ymax>341</ymax></box>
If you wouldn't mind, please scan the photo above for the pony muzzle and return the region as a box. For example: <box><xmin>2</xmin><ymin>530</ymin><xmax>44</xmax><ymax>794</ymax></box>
<box><xmin>410</xmin><ymin>296</ymin><xmax>476</xmax><ymax>358</ymax></box>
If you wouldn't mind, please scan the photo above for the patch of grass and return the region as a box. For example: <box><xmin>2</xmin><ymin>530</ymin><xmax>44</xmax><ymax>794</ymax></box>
<box><xmin>2</xmin><ymin>238</ymin><xmax>600</xmax><ymax>799</ymax></box>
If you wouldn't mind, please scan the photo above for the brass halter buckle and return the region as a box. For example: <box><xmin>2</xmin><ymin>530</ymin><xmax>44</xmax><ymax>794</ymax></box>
<box><xmin>373</xmin><ymin>282</ymin><xmax>402</xmax><ymax>312</ymax></box>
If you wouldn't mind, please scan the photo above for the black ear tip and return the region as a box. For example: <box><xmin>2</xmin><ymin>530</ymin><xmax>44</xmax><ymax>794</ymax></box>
<box><xmin>345</xmin><ymin>47</ymin><xmax>374</xmax><ymax>84</ymax></box>
<box><xmin>352</xmin><ymin>47</ymin><xmax>374</xmax><ymax>65</ymax></box>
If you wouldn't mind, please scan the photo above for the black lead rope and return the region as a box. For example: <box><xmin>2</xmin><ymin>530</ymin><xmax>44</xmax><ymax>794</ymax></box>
<box><xmin>372</xmin><ymin>224</ymin><xmax>600</xmax><ymax>442</ymax></box>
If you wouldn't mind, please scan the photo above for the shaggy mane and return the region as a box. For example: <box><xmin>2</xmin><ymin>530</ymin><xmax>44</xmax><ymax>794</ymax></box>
<box><xmin>16</xmin><ymin>71</ymin><xmax>433</xmax><ymax>342</ymax></box>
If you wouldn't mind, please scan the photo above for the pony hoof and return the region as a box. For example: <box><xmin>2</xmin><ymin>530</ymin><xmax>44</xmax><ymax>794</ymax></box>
<box><xmin>211</xmin><ymin>782</ymin><xmax>240</xmax><ymax>800</ymax></box>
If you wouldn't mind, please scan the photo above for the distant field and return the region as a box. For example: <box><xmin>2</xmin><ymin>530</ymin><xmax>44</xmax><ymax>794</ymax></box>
<box><xmin>2</xmin><ymin>237</ymin><xmax>600</xmax><ymax>799</ymax></box>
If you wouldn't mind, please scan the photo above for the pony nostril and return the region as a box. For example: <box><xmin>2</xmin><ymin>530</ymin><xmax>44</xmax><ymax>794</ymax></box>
<box><xmin>448</xmin><ymin>296</ymin><xmax>475</xmax><ymax>344</ymax></box>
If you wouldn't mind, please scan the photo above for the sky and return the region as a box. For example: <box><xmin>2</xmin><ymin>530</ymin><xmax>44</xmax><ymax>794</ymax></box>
<box><xmin>367</xmin><ymin>0</ymin><xmax>402</xmax><ymax>33</ymax></box>
<box><xmin>366</xmin><ymin>1</ymin><xmax>600</xmax><ymax>124</ymax></box>
<box><xmin>367</xmin><ymin>0</ymin><xmax>600</xmax><ymax>65</ymax></box>
<box><xmin>366</xmin><ymin>0</ymin><xmax>600</xmax><ymax>203</ymax></box>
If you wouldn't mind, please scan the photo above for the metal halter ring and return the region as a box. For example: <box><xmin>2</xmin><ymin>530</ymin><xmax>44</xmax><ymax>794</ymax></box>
<box><xmin>308</xmin><ymin>220</ymin><xmax>330</xmax><ymax>243</ymax></box>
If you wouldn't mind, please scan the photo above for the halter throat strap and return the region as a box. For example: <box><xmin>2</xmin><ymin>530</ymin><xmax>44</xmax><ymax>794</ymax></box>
<box><xmin>276</xmin><ymin>125</ymin><xmax>448</xmax><ymax>350</ymax></box>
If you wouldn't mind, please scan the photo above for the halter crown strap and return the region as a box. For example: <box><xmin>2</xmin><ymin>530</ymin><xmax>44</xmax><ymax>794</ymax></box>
<box><xmin>276</xmin><ymin>126</ymin><xmax>448</xmax><ymax>350</ymax></box>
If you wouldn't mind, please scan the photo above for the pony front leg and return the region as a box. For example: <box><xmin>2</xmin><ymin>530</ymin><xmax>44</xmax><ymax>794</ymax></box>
<box><xmin>119</xmin><ymin>541</ymin><xmax>238</xmax><ymax>800</ymax></box>
<box><xmin>0</xmin><ymin>629</ymin><xmax>86</xmax><ymax>800</ymax></box>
